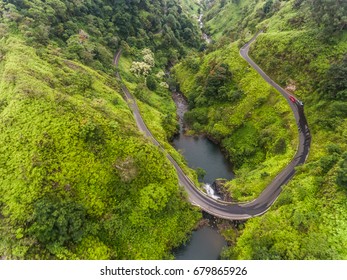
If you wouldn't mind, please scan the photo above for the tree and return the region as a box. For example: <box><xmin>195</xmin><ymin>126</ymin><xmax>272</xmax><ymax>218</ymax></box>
<box><xmin>130</xmin><ymin>61</ymin><xmax>152</xmax><ymax>76</ymax></box>
<box><xmin>204</xmin><ymin>62</ymin><xmax>232</xmax><ymax>100</ymax></box>
<box><xmin>183</xmin><ymin>27</ymin><xmax>194</xmax><ymax>44</ymax></box>
<box><xmin>130</xmin><ymin>48</ymin><xmax>155</xmax><ymax>76</ymax></box>
<box><xmin>29</xmin><ymin>198</ymin><xmax>86</xmax><ymax>247</ymax></box>
<box><xmin>142</xmin><ymin>49</ymin><xmax>155</xmax><ymax>67</ymax></box>
<box><xmin>146</xmin><ymin>75</ymin><xmax>157</xmax><ymax>91</ymax></box>
<box><xmin>263</xmin><ymin>0</ymin><xmax>273</xmax><ymax>15</ymax></box>
<box><xmin>196</xmin><ymin>167</ymin><xmax>207</xmax><ymax>180</ymax></box>
<box><xmin>321</xmin><ymin>57</ymin><xmax>347</xmax><ymax>100</ymax></box>
<box><xmin>309</xmin><ymin>0</ymin><xmax>347</xmax><ymax>35</ymax></box>
<box><xmin>66</xmin><ymin>33</ymin><xmax>95</xmax><ymax>63</ymax></box>
<box><xmin>166</xmin><ymin>14</ymin><xmax>178</xmax><ymax>29</ymax></box>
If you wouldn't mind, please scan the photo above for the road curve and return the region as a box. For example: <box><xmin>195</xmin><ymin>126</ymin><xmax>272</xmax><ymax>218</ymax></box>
<box><xmin>114</xmin><ymin>32</ymin><xmax>311</xmax><ymax>220</ymax></box>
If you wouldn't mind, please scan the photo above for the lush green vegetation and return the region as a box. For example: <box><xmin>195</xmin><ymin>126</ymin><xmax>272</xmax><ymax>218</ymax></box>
<box><xmin>180</xmin><ymin>0</ymin><xmax>202</xmax><ymax>15</ymax></box>
<box><xmin>2</xmin><ymin>0</ymin><xmax>347</xmax><ymax>261</ymax></box>
<box><xmin>196</xmin><ymin>0</ymin><xmax>347</xmax><ymax>259</ymax></box>
<box><xmin>0</xmin><ymin>0</ymin><xmax>203</xmax><ymax>259</ymax></box>
<box><xmin>117</xmin><ymin>52</ymin><xmax>199</xmax><ymax>184</ymax></box>
<box><xmin>173</xmin><ymin>42</ymin><xmax>297</xmax><ymax>201</ymax></box>
<box><xmin>0</xmin><ymin>0</ymin><xmax>202</xmax><ymax>68</ymax></box>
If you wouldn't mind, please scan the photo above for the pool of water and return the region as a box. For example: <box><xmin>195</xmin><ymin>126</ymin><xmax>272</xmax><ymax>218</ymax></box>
<box><xmin>172</xmin><ymin>92</ymin><xmax>234</xmax><ymax>185</ymax></box>
<box><xmin>175</xmin><ymin>226</ymin><xmax>227</xmax><ymax>260</ymax></box>
<box><xmin>173</xmin><ymin>134</ymin><xmax>234</xmax><ymax>184</ymax></box>
<box><xmin>171</xmin><ymin>92</ymin><xmax>233</xmax><ymax>260</ymax></box>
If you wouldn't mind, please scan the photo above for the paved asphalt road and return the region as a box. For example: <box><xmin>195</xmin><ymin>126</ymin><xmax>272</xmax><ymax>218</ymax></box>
<box><xmin>114</xmin><ymin>32</ymin><xmax>311</xmax><ymax>220</ymax></box>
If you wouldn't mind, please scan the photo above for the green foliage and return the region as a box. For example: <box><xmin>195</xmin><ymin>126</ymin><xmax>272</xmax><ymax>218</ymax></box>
<box><xmin>223</xmin><ymin>167</ymin><xmax>347</xmax><ymax>259</ymax></box>
<box><xmin>174</xmin><ymin>42</ymin><xmax>297</xmax><ymax>200</ymax></box>
<box><xmin>202</xmin><ymin>0</ymin><xmax>265</xmax><ymax>40</ymax></box>
<box><xmin>79</xmin><ymin>121</ymin><xmax>104</xmax><ymax>144</ymax></box>
<box><xmin>146</xmin><ymin>75</ymin><xmax>157</xmax><ymax>91</ymax></box>
<box><xmin>321</xmin><ymin>57</ymin><xmax>347</xmax><ymax>100</ymax></box>
<box><xmin>272</xmin><ymin>137</ymin><xmax>287</xmax><ymax>154</ymax></box>
<box><xmin>3</xmin><ymin>0</ymin><xmax>346</xmax><ymax>261</ymax></box>
<box><xmin>308</xmin><ymin>0</ymin><xmax>347</xmax><ymax>36</ymax></box>
<box><xmin>29</xmin><ymin>198</ymin><xmax>86</xmax><ymax>247</ymax></box>
<box><xmin>0</xmin><ymin>0</ymin><xmax>201</xmax><ymax>72</ymax></box>
<box><xmin>184</xmin><ymin>107</ymin><xmax>209</xmax><ymax>127</ymax></box>
<box><xmin>180</xmin><ymin>58</ymin><xmax>236</xmax><ymax>106</ymax></box>
<box><xmin>117</xmin><ymin>55</ymin><xmax>199</xmax><ymax>184</ymax></box>
<box><xmin>248</xmin><ymin>28</ymin><xmax>347</xmax><ymax>135</ymax></box>
<box><xmin>262</xmin><ymin>0</ymin><xmax>273</xmax><ymax>15</ymax></box>
<box><xmin>204</xmin><ymin>62</ymin><xmax>232</xmax><ymax>100</ymax></box>
<box><xmin>196</xmin><ymin>167</ymin><xmax>207</xmax><ymax>180</ymax></box>
<box><xmin>0</xmin><ymin>36</ymin><xmax>201</xmax><ymax>260</ymax></box>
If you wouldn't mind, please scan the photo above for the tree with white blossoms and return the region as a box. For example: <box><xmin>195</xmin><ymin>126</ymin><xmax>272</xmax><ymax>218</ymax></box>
<box><xmin>159</xmin><ymin>82</ymin><xmax>169</xmax><ymax>88</ymax></box>
<box><xmin>156</xmin><ymin>71</ymin><xmax>165</xmax><ymax>79</ymax></box>
<box><xmin>130</xmin><ymin>61</ymin><xmax>152</xmax><ymax>76</ymax></box>
<box><xmin>141</xmin><ymin>48</ymin><xmax>154</xmax><ymax>58</ymax></box>
<box><xmin>143</xmin><ymin>54</ymin><xmax>155</xmax><ymax>67</ymax></box>
<box><xmin>130</xmin><ymin>48</ymin><xmax>155</xmax><ymax>77</ymax></box>
<box><xmin>142</xmin><ymin>48</ymin><xmax>155</xmax><ymax>67</ymax></box>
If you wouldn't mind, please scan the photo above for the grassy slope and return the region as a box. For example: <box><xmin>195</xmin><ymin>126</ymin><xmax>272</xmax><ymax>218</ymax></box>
<box><xmin>0</xmin><ymin>36</ymin><xmax>201</xmax><ymax>259</ymax></box>
<box><xmin>173</xmin><ymin>43</ymin><xmax>297</xmax><ymax>201</ymax></box>
<box><xmin>201</xmin><ymin>0</ymin><xmax>347</xmax><ymax>259</ymax></box>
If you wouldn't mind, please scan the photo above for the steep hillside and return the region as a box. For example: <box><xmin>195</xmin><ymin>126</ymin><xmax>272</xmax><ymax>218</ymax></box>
<box><xmin>180</xmin><ymin>0</ymin><xmax>201</xmax><ymax>14</ymax></box>
<box><xmin>191</xmin><ymin>0</ymin><xmax>347</xmax><ymax>259</ymax></box>
<box><xmin>203</xmin><ymin>0</ymin><xmax>258</xmax><ymax>40</ymax></box>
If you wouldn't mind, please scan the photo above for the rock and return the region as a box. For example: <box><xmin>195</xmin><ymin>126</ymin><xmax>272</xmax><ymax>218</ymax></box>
<box><xmin>212</xmin><ymin>179</ymin><xmax>234</xmax><ymax>202</ymax></box>
<box><xmin>196</xmin><ymin>218</ymin><xmax>210</xmax><ymax>229</ymax></box>
<box><xmin>213</xmin><ymin>179</ymin><xmax>227</xmax><ymax>189</ymax></box>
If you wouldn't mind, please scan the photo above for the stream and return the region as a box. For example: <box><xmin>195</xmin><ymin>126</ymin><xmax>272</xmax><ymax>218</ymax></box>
<box><xmin>199</xmin><ymin>13</ymin><xmax>212</xmax><ymax>44</ymax></box>
<box><xmin>172</xmin><ymin>92</ymin><xmax>232</xmax><ymax>259</ymax></box>
<box><xmin>172</xmin><ymin>11</ymin><xmax>230</xmax><ymax>261</ymax></box>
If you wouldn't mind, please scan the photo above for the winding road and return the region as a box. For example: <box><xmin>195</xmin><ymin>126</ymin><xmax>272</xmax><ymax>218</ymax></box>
<box><xmin>114</xmin><ymin>32</ymin><xmax>311</xmax><ymax>220</ymax></box>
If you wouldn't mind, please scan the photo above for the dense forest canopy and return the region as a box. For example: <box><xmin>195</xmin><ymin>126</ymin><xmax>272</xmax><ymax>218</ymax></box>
<box><xmin>1</xmin><ymin>0</ymin><xmax>201</xmax><ymax>70</ymax></box>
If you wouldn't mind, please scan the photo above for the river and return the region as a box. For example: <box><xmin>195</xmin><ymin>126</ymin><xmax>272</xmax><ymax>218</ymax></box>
<box><xmin>172</xmin><ymin>92</ymin><xmax>232</xmax><ymax>259</ymax></box>
<box><xmin>171</xmin><ymin>10</ymin><xmax>231</xmax><ymax>261</ymax></box>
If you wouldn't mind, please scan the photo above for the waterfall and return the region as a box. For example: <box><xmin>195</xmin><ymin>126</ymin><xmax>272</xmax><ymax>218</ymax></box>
<box><xmin>198</xmin><ymin>13</ymin><xmax>212</xmax><ymax>44</ymax></box>
<box><xmin>203</xmin><ymin>184</ymin><xmax>220</xmax><ymax>200</ymax></box>
<box><xmin>198</xmin><ymin>14</ymin><xmax>204</xmax><ymax>29</ymax></box>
